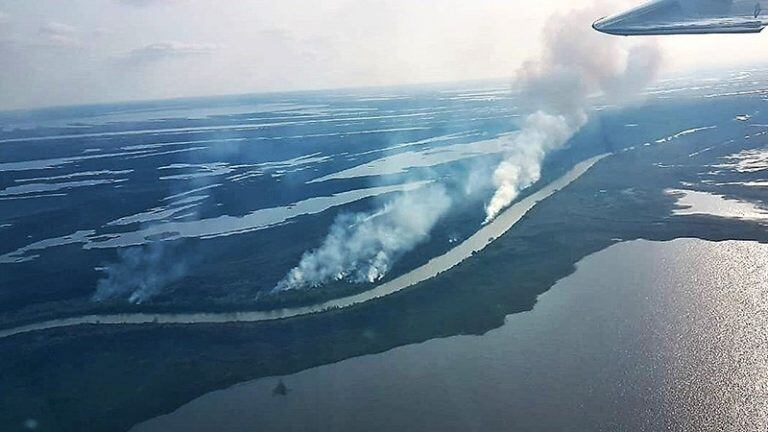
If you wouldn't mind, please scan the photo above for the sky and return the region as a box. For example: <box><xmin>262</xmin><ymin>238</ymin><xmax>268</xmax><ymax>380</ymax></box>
<box><xmin>0</xmin><ymin>0</ymin><xmax>766</xmax><ymax>110</ymax></box>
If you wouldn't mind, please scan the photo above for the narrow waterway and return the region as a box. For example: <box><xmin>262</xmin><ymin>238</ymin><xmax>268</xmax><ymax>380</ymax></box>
<box><xmin>0</xmin><ymin>154</ymin><xmax>608</xmax><ymax>339</ymax></box>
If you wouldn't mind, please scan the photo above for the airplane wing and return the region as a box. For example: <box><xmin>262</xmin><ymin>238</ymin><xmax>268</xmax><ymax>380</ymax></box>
<box><xmin>593</xmin><ymin>0</ymin><xmax>768</xmax><ymax>35</ymax></box>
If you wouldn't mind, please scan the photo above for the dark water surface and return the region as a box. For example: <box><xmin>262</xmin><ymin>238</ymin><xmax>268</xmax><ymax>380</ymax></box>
<box><xmin>132</xmin><ymin>238</ymin><xmax>768</xmax><ymax>432</ymax></box>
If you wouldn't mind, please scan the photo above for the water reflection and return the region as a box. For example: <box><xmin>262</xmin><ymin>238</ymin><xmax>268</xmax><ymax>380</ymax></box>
<box><xmin>667</xmin><ymin>188</ymin><xmax>768</xmax><ymax>221</ymax></box>
<box><xmin>132</xmin><ymin>238</ymin><xmax>768</xmax><ymax>432</ymax></box>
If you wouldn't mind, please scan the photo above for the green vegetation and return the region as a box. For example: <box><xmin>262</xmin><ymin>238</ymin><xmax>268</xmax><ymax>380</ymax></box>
<box><xmin>2</xmin><ymin>103</ymin><xmax>768</xmax><ymax>432</ymax></box>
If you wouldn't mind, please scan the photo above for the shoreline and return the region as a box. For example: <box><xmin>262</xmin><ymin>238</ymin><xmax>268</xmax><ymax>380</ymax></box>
<box><xmin>0</xmin><ymin>154</ymin><xmax>609</xmax><ymax>340</ymax></box>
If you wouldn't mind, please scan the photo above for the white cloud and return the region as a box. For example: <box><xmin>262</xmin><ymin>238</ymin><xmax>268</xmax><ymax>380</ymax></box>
<box><xmin>39</xmin><ymin>21</ymin><xmax>76</xmax><ymax>36</ymax></box>
<box><xmin>125</xmin><ymin>41</ymin><xmax>219</xmax><ymax>62</ymax></box>
<box><xmin>116</xmin><ymin>0</ymin><xmax>174</xmax><ymax>6</ymax></box>
<box><xmin>38</xmin><ymin>21</ymin><xmax>79</xmax><ymax>47</ymax></box>
<box><xmin>0</xmin><ymin>0</ymin><xmax>766</xmax><ymax>110</ymax></box>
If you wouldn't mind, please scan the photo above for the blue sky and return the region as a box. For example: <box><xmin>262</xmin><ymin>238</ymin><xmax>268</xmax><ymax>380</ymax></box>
<box><xmin>0</xmin><ymin>0</ymin><xmax>765</xmax><ymax>109</ymax></box>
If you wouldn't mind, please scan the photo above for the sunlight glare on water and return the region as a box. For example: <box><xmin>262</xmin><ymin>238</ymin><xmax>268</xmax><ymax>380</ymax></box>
<box><xmin>655</xmin><ymin>240</ymin><xmax>768</xmax><ymax>430</ymax></box>
<box><xmin>131</xmin><ymin>238</ymin><xmax>768</xmax><ymax>432</ymax></box>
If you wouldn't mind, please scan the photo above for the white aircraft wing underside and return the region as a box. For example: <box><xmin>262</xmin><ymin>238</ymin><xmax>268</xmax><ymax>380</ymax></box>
<box><xmin>594</xmin><ymin>0</ymin><xmax>768</xmax><ymax>35</ymax></box>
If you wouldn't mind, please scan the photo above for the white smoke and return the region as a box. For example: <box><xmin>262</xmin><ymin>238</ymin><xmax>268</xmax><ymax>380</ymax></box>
<box><xmin>274</xmin><ymin>1</ymin><xmax>662</xmax><ymax>293</ymax></box>
<box><xmin>484</xmin><ymin>4</ymin><xmax>662</xmax><ymax>223</ymax></box>
<box><xmin>273</xmin><ymin>184</ymin><xmax>451</xmax><ymax>291</ymax></box>
<box><xmin>92</xmin><ymin>243</ymin><xmax>189</xmax><ymax>304</ymax></box>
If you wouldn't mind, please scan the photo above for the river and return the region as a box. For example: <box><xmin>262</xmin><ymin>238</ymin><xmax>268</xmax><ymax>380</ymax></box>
<box><xmin>0</xmin><ymin>154</ymin><xmax>608</xmax><ymax>339</ymax></box>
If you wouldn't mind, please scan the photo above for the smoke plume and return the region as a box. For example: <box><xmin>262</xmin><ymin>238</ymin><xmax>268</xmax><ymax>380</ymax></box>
<box><xmin>270</xmin><ymin>1</ymin><xmax>663</xmax><ymax>294</ymax></box>
<box><xmin>92</xmin><ymin>243</ymin><xmax>189</xmax><ymax>304</ymax></box>
<box><xmin>89</xmin><ymin>139</ymin><xmax>233</xmax><ymax>304</ymax></box>
<box><xmin>273</xmin><ymin>184</ymin><xmax>451</xmax><ymax>291</ymax></box>
<box><xmin>484</xmin><ymin>4</ymin><xmax>662</xmax><ymax>223</ymax></box>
